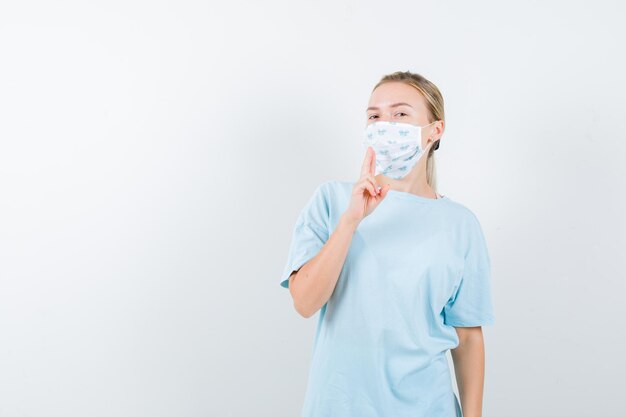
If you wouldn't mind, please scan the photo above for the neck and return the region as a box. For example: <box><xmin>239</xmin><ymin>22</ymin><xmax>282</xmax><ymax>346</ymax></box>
<box><xmin>375</xmin><ymin>161</ymin><xmax>438</xmax><ymax>199</ymax></box>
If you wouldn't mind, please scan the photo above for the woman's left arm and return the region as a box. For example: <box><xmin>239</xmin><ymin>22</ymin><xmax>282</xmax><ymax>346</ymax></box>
<box><xmin>450</xmin><ymin>326</ymin><xmax>486</xmax><ymax>417</ymax></box>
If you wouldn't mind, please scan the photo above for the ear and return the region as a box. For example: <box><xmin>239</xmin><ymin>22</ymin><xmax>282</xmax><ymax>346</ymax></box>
<box><xmin>435</xmin><ymin>120</ymin><xmax>445</xmax><ymax>135</ymax></box>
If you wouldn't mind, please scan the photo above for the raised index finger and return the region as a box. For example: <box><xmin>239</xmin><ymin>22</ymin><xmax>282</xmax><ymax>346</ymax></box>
<box><xmin>360</xmin><ymin>146</ymin><xmax>375</xmax><ymax>178</ymax></box>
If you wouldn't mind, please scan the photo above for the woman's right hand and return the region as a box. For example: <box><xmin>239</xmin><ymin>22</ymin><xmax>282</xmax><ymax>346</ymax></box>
<box><xmin>343</xmin><ymin>146</ymin><xmax>391</xmax><ymax>226</ymax></box>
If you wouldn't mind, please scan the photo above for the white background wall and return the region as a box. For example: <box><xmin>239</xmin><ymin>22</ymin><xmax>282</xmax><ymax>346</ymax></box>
<box><xmin>1</xmin><ymin>1</ymin><xmax>624</xmax><ymax>416</ymax></box>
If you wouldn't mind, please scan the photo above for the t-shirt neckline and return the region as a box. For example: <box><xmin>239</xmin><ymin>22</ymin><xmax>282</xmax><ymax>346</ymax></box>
<box><xmin>386</xmin><ymin>188</ymin><xmax>448</xmax><ymax>204</ymax></box>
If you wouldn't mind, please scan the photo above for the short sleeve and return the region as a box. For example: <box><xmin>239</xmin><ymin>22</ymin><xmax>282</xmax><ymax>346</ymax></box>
<box><xmin>443</xmin><ymin>213</ymin><xmax>495</xmax><ymax>327</ymax></box>
<box><xmin>279</xmin><ymin>182</ymin><xmax>331</xmax><ymax>289</ymax></box>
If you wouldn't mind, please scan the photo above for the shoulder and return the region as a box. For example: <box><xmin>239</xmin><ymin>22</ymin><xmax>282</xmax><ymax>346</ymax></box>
<box><xmin>439</xmin><ymin>196</ymin><xmax>485</xmax><ymax>231</ymax></box>
<box><xmin>302</xmin><ymin>180</ymin><xmax>352</xmax><ymax>222</ymax></box>
<box><xmin>441</xmin><ymin>198</ymin><xmax>490</xmax><ymax>260</ymax></box>
<box><xmin>300</xmin><ymin>180</ymin><xmax>348</xmax><ymax>214</ymax></box>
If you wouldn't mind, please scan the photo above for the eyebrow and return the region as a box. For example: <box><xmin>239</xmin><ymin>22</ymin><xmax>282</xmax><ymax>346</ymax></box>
<box><xmin>366</xmin><ymin>102</ymin><xmax>414</xmax><ymax>112</ymax></box>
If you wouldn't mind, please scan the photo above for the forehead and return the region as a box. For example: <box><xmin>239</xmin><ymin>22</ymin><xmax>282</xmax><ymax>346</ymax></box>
<box><xmin>367</xmin><ymin>81</ymin><xmax>426</xmax><ymax>110</ymax></box>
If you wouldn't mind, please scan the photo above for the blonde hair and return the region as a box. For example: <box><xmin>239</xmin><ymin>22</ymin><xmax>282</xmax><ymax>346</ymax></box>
<box><xmin>372</xmin><ymin>71</ymin><xmax>445</xmax><ymax>193</ymax></box>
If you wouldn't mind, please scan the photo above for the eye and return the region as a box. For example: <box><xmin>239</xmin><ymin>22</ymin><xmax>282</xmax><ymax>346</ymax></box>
<box><xmin>395</xmin><ymin>112</ymin><xmax>408</xmax><ymax>117</ymax></box>
<box><xmin>368</xmin><ymin>114</ymin><xmax>379</xmax><ymax>120</ymax></box>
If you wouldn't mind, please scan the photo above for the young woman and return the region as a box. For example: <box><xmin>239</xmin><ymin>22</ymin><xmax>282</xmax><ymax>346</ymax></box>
<box><xmin>279</xmin><ymin>71</ymin><xmax>495</xmax><ymax>417</ymax></box>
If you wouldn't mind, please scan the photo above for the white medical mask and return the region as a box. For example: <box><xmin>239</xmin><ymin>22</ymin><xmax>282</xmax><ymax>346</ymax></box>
<box><xmin>362</xmin><ymin>120</ymin><xmax>437</xmax><ymax>180</ymax></box>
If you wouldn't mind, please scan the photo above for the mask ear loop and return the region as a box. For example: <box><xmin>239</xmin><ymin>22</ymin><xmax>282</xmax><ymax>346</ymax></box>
<box><xmin>426</xmin><ymin>121</ymin><xmax>440</xmax><ymax>151</ymax></box>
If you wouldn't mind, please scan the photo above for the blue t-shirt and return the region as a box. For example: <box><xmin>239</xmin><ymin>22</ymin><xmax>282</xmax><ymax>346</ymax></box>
<box><xmin>279</xmin><ymin>180</ymin><xmax>495</xmax><ymax>417</ymax></box>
